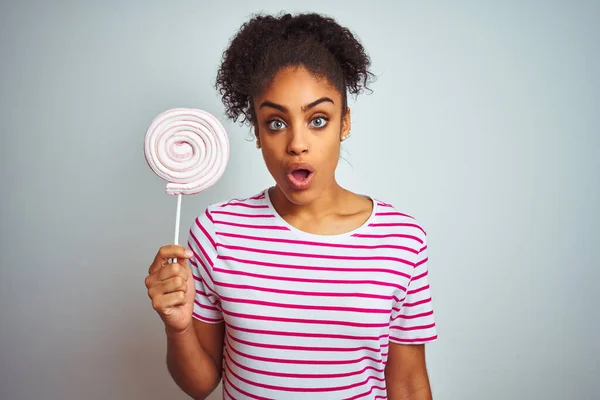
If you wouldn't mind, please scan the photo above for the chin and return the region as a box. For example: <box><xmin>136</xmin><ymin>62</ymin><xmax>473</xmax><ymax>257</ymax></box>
<box><xmin>278</xmin><ymin>183</ymin><xmax>319</xmax><ymax>206</ymax></box>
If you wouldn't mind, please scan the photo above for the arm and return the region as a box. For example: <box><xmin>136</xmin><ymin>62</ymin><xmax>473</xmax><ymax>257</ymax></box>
<box><xmin>166</xmin><ymin>206</ymin><xmax>225</xmax><ymax>399</ymax></box>
<box><xmin>145</xmin><ymin>244</ymin><xmax>225</xmax><ymax>399</ymax></box>
<box><xmin>385</xmin><ymin>343</ymin><xmax>432</xmax><ymax>400</ymax></box>
<box><xmin>386</xmin><ymin>225</ymin><xmax>436</xmax><ymax>399</ymax></box>
<box><xmin>166</xmin><ymin>319</ymin><xmax>225</xmax><ymax>400</ymax></box>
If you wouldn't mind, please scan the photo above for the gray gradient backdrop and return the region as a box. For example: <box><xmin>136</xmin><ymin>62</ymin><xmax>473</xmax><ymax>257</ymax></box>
<box><xmin>1</xmin><ymin>1</ymin><xmax>598</xmax><ymax>399</ymax></box>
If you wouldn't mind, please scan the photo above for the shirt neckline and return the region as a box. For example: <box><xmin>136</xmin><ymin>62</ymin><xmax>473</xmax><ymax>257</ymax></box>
<box><xmin>262</xmin><ymin>187</ymin><xmax>378</xmax><ymax>243</ymax></box>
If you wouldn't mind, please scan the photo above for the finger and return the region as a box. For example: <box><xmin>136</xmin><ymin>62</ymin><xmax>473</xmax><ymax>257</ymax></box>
<box><xmin>148</xmin><ymin>255</ymin><xmax>173</xmax><ymax>275</ymax></box>
<box><xmin>156</xmin><ymin>245</ymin><xmax>194</xmax><ymax>264</ymax></box>
<box><xmin>184</xmin><ymin>262</ymin><xmax>193</xmax><ymax>281</ymax></box>
<box><xmin>152</xmin><ymin>291</ymin><xmax>187</xmax><ymax>312</ymax></box>
<box><xmin>147</xmin><ymin>275</ymin><xmax>187</xmax><ymax>300</ymax></box>
<box><xmin>160</xmin><ymin>276</ymin><xmax>187</xmax><ymax>295</ymax></box>
<box><xmin>150</xmin><ymin>245</ymin><xmax>193</xmax><ymax>274</ymax></box>
<box><xmin>180</xmin><ymin>260</ymin><xmax>192</xmax><ymax>281</ymax></box>
<box><xmin>144</xmin><ymin>274</ymin><xmax>155</xmax><ymax>290</ymax></box>
<box><xmin>157</xmin><ymin>262</ymin><xmax>188</xmax><ymax>281</ymax></box>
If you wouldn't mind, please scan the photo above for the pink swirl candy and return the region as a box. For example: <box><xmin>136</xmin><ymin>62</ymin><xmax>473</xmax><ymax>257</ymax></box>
<box><xmin>144</xmin><ymin>108</ymin><xmax>229</xmax><ymax>195</ymax></box>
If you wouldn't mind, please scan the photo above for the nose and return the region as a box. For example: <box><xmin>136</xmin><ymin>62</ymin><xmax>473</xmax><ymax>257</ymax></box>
<box><xmin>287</xmin><ymin>126</ymin><xmax>309</xmax><ymax>155</ymax></box>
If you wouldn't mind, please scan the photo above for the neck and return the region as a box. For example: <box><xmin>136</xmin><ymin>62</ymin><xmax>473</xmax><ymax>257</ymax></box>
<box><xmin>269</xmin><ymin>180</ymin><xmax>348</xmax><ymax>220</ymax></box>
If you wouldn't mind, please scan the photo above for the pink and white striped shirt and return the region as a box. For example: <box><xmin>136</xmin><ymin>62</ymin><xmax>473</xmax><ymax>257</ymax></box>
<box><xmin>187</xmin><ymin>189</ymin><xmax>437</xmax><ymax>399</ymax></box>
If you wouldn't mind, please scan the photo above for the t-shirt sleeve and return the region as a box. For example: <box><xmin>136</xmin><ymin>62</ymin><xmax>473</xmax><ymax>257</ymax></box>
<box><xmin>186</xmin><ymin>206</ymin><xmax>224</xmax><ymax>324</ymax></box>
<box><xmin>389</xmin><ymin>231</ymin><xmax>438</xmax><ymax>344</ymax></box>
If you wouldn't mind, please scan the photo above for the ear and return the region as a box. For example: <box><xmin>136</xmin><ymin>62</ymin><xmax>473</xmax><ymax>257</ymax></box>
<box><xmin>340</xmin><ymin>107</ymin><xmax>351</xmax><ymax>140</ymax></box>
<box><xmin>253</xmin><ymin>123</ymin><xmax>261</xmax><ymax>149</ymax></box>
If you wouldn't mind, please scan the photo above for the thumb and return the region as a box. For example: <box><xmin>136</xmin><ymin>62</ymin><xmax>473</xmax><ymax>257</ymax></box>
<box><xmin>150</xmin><ymin>245</ymin><xmax>194</xmax><ymax>274</ymax></box>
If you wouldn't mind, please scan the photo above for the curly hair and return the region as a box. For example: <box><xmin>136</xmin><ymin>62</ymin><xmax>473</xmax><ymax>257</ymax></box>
<box><xmin>215</xmin><ymin>12</ymin><xmax>375</xmax><ymax>125</ymax></box>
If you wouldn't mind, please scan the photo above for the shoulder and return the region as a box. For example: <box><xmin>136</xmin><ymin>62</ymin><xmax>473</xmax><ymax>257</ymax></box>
<box><xmin>189</xmin><ymin>189</ymin><xmax>268</xmax><ymax>242</ymax></box>
<box><xmin>204</xmin><ymin>189</ymin><xmax>268</xmax><ymax>214</ymax></box>
<box><xmin>370</xmin><ymin>196</ymin><xmax>428</xmax><ymax>248</ymax></box>
<box><xmin>194</xmin><ymin>189</ymin><xmax>269</xmax><ymax>224</ymax></box>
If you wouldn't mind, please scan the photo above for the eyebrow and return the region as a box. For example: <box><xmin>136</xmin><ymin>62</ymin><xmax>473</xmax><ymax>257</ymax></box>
<box><xmin>259</xmin><ymin>97</ymin><xmax>335</xmax><ymax>113</ymax></box>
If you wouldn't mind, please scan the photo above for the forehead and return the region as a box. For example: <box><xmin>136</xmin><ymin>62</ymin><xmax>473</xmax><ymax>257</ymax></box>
<box><xmin>256</xmin><ymin>66</ymin><xmax>341</xmax><ymax>107</ymax></box>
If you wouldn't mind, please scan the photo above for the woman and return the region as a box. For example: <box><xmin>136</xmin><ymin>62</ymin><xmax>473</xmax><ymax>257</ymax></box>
<box><xmin>145</xmin><ymin>12</ymin><xmax>437</xmax><ymax>399</ymax></box>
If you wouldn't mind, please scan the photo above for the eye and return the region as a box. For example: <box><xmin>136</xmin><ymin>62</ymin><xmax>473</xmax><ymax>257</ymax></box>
<box><xmin>310</xmin><ymin>116</ymin><xmax>329</xmax><ymax>128</ymax></box>
<box><xmin>267</xmin><ymin>119</ymin><xmax>286</xmax><ymax>131</ymax></box>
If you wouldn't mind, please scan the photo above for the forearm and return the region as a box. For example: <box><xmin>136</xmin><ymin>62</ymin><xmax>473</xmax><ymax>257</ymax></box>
<box><xmin>386</xmin><ymin>375</ymin><xmax>432</xmax><ymax>400</ymax></box>
<box><xmin>166</xmin><ymin>325</ymin><xmax>220</xmax><ymax>400</ymax></box>
<box><xmin>386</xmin><ymin>367</ymin><xmax>432</xmax><ymax>400</ymax></box>
<box><xmin>387</xmin><ymin>384</ymin><xmax>432</xmax><ymax>400</ymax></box>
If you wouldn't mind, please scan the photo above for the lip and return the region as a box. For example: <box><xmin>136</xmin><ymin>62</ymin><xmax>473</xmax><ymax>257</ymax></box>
<box><xmin>286</xmin><ymin>162</ymin><xmax>315</xmax><ymax>190</ymax></box>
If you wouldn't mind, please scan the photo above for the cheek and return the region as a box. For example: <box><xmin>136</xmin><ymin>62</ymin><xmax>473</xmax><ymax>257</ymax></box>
<box><xmin>317</xmin><ymin>140</ymin><xmax>341</xmax><ymax>169</ymax></box>
<box><xmin>261</xmin><ymin>150</ymin><xmax>283</xmax><ymax>178</ymax></box>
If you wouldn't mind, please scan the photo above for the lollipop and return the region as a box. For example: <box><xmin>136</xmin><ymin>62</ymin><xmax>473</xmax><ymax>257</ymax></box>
<box><xmin>144</xmin><ymin>108</ymin><xmax>229</xmax><ymax>247</ymax></box>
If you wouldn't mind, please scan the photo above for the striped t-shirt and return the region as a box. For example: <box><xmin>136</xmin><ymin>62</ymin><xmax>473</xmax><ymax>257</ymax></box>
<box><xmin>187</xmin><ymin>189</ymin><xmax>437</xmax><ymax>399</ymax></box>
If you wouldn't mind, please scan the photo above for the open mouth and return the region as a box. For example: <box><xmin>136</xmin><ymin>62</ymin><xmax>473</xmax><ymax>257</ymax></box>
<box><xmin>291</xmin><ymin>169</ymin><xmax>311</xmax><ymax>181</ymax></box>
<box><xmin>286</xmin><ymin>164</ymin><xmax>314</xmax><ymax>189</ymax></box>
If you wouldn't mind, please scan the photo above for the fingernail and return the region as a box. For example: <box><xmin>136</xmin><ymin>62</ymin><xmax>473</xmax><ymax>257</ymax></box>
<box><xmin>185</xmin><ymin>249</ymin><xmax>193</xmax><ymax>258</ymax></box>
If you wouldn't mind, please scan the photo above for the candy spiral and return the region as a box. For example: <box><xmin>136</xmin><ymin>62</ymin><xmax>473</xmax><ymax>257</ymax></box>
<box><xmin>144</xmin><ymin>108</ymin><xmax>229</xmax><ymax>195</ymax></box>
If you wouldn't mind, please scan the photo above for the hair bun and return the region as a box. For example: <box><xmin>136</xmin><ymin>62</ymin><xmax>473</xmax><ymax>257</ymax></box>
<box><xmin>216</xmin><ymin>12</ymin><xmax>375</xmax><ymax>124</ymax></box>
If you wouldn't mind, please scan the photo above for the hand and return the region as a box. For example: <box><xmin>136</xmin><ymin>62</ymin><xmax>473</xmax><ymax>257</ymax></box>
<box><xmin>145</xmin><ymin>245</ymin><xmax>196</xmax><ymax>334</ymax></box>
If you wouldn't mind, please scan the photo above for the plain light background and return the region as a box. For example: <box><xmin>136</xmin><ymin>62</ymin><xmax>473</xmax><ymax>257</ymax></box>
<box><xmin>1</xmin><ymin>1</ymin><xmax>598</xmax><ymax>399</ymax></box>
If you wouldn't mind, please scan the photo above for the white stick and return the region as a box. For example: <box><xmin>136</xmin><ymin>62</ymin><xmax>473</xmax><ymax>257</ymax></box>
<box><xmin>174</xmin><ymin>193</ymin><xmax>182</xmax><ymax>245</ymax></box>
<box><xmin>172</xmin><ymin>194</ymin><xmax>182</xmax><ymax>263</ymax></box>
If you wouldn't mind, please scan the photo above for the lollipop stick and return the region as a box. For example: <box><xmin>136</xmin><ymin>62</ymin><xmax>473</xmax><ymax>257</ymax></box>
<box><xmin>172</xmin><ymin>194</ymin><xmax>182</xmax><ymax>263</ymax></box>
<box><xmin>174</xmin><ymin>194</ymin><xmax>182</xmax><ymax>245</ymax></box>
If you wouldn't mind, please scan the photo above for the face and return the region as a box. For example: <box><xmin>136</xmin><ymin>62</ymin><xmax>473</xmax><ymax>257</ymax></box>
<box><xmin>252</xmin><ymin>65</ymin><xmax>351</xmax><ymax>205</ymax></box>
